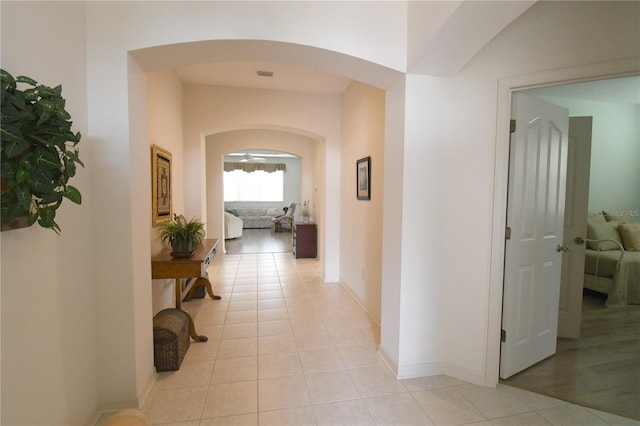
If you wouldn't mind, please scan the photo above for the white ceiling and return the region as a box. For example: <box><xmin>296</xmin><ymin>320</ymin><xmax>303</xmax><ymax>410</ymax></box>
<box><xmin>174</xmin><ymin>61</ymin><xmax>352</xmax><ymax>95</ymax></box>
<box><xmin>174</xmin><ymin>60</ymin><xmax>640</xmax><ymax>106</ymax></box>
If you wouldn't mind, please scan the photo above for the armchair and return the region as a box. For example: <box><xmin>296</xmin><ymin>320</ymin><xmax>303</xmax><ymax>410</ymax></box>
<box><xmin>224</xmin><ymin>212</ymin><xmax>243</xmax><ymax>239</ymax></box>
<box><xmin>271</xmin><ymin>202</ymin><xmax>296</xmax><ymax>232</ymax></box>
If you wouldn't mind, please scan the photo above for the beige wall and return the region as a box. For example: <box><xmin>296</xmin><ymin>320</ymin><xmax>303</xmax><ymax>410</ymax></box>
<box><xmin>0</xmin><ymin>2</ymin><xmax>100</xmax><ymax>425</ymax></box>
<box><xmin>147</xmin><ymin>70</ymin><xmax>186</xmax><ymax>315</ymax></box>
<box><xmin>340</xmin><ymin>82</ymin><xmax>385</xmax><ymax>323</ymax></box>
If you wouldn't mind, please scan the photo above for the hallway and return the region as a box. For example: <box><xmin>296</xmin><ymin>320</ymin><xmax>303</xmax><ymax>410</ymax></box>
<box><xmin>139</xmin><ymin>253</ymin><xmax>638</xmax><ymax>425</ymax></box>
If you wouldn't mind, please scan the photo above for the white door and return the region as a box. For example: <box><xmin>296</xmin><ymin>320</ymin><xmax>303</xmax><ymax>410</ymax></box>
<box><xmin>500</xmin><ymin>93</ymin><xmax>569</xmax><ymax>379</ymax></box>
<box><xmin>558</xmin><ymin>117</ymin><xmax>592</xmax><ymax>338</ymax></box>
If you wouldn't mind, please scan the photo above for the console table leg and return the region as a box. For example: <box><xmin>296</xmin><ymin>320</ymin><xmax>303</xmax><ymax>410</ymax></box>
<box><xmin>184</xmin><ymin>310</ymin><xmax>208</xmax><ymax>342</ymax></box>
<box><xmin>175</xmin><ymin>278</ymin><xmax>182</xmax><ymax>309</ymax></box>
<box><xmin>194</xmin><ymin>276</ymin><xmax>222</xmax><ymax>300</ymax></box>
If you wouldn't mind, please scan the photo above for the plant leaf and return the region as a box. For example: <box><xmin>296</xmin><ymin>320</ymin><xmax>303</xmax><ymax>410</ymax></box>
<box><xmin>1</xmin><ymin>69</ymin><xmax>16</xmax><ymax>90</ymax></box>
<box><xmin>62</xmin><ymin>185</ymin><xmax>81</xmax><ymax>204</ymax></box>
<box><xmin>15</xmin><ymin>183</ymin><xmax>31</xmax><ymax>211</ymax></box>
<box><xmin>34</xmin><ymin>146</ymin><xmax>61</xmax><ymax>170</ymax></box>
<box><xmin>28</xmin><ymin>168</ymin><xmax>55</xmax><ymax>194</ymax></box>
<box><xmin>15</xmin><ymin>167</ymin><xmax>30</xmax><ymax>184</ymax></box>
<box><xmin>40</xmin><ymin>191</ymin><xmax>63</xmax><ymax>205</ymax></box>
<box><xmin>16</xmin><ymin>75</ymin><xmax>37</xmax><ymax>86</ymax></box>
<box><xmin>37</xmin><ymin>205</ymin><xmax>55</xmax><ymax>227</ymax></box>
<box><xmin>37</xmin><ymin>110</ymin><xmax>51</xmax><ymax>126</ymax></box>
<box><xmin>2</xmin><ymin>135</ymin><xmax>30</xmax><ymax>158</ymax></box>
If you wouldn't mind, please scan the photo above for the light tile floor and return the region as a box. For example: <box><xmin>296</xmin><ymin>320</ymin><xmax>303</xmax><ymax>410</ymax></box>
<box><xmin>143</xmin><ymin>253</ymin><xmax>640</xmax><ymax>426</ymax></box>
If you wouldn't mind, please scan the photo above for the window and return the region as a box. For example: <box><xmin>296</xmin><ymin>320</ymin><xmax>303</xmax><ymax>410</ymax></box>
<box><xmin>224</xmin><ymin>170</ymin><xmax>284</xmax><ymax>202</ymax></box>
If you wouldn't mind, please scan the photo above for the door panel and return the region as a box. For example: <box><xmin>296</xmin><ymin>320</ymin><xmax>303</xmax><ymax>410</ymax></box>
<box><xmin>500</xmin><ymin>93</ymin><xmax>569</xmax><ymax>379</ymax></box>
<box><xmin>558</xmin><ymin>117</ymin><xmax>592</xmax><ymax>338</ymax></box>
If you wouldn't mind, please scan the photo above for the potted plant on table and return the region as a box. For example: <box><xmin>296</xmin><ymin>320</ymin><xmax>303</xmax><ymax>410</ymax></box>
<box><xmin>159</xmin><ymin>214</ymin><xmax>205</xmax><ymax>257</ymax></box>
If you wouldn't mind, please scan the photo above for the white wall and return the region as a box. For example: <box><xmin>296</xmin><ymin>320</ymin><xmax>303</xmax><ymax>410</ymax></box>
<box><xmin>0</xmin><ymin>2</ymin><xmax>101</xmax><ymax>425</ymax></box>
<box><xmin>527</xmin><ymin>96</ymin><xmax>640</xmax><ymax>218</ymax></box>
<box><xmin>379</xmin><ymin>76</ymin><xmax>407</xmax><ymax>374</ymax></box>
<box><xmin>388</xmin><ymin>0</ymin><xmax>639</xmax><ymax>383</ymax></box>
<box><xmin>340</xmin><ymin>82</ymin><xmax>385</xmax><ymax>323</ymax></box>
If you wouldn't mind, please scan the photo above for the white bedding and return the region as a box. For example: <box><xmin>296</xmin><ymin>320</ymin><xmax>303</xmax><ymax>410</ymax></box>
<box><xmin>584</xmin><ymin>249</ymin><xmax>640</xmax><ymax>306</ymax></box>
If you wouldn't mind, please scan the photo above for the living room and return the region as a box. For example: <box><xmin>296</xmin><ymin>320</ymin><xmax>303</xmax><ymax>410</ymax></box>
<box><xmin>222</xmin><ymin>146</ymin><xmax>304</xmax><ymax>251</ymax></box>
<box><xmin>221</xmin><ymin>142</ymin><xmax>306</xmax><ymax>233</ymax></box>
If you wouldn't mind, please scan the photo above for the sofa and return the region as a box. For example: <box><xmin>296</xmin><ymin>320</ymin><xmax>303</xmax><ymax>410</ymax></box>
<box><xmin>225</xmin><ymin>207</ymin><xmax>281</xmax><ymax>229</ymax></box>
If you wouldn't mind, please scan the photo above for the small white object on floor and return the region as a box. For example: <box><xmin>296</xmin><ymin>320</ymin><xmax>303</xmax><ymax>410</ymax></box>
<box><xmin>104</xmin><ymin>409</ymin><xmax>149</xmax><ymax>426</ymax></box>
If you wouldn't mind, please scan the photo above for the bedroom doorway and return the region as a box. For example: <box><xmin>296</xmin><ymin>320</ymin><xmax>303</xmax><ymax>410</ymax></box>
<box><xmin>499</xmin><ymin>75</ymin><xmax>640</xmax><ymax>420</ymax></box>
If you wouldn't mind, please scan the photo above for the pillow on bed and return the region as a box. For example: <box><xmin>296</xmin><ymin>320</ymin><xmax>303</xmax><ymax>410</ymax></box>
<box><xmin>618</xmin><ymin>223</ymin><xmax>640</xmax><ymax>251</ymax></box>
<box><xmin>588</xmin><ymin>211</ymin><xmax>607</xmax><ymax>224</ymax></box>
<box><xmin>603</xmin><ymin>210</ymin><xmax>628</xmax><ymax>224</ymax></box>
<box><xmin>586</xmin><ymin>221</ymin><xmax>623</xmax><ymax>250</ymax></box>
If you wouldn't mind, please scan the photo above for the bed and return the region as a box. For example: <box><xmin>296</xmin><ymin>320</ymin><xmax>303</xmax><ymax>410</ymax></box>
<box><xmin>584</xmin><ymin>213</ymin><xmax>640</xmax><ymax>306</ymax></box>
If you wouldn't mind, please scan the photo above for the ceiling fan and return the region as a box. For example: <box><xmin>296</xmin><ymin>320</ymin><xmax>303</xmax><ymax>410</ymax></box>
<box><xmin>239</xmin><ymin>152</ymin><xmax>266</xmax><ymax>163</ymax></box>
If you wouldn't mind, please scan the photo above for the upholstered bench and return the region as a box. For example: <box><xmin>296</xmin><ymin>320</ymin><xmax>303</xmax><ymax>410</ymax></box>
<box><xmin>153</xmin><ymin>308</ymin><xmax>190</xmax><ymax>372</ymax></box>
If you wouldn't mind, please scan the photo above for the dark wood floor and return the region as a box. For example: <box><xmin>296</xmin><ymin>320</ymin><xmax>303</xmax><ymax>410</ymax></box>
<box><xmin>503</xmin><ymin>289</ymin><xmax>640</xmax><ymax>420</ymax></box>
<box><xmin>224</xmin><ymin>228</ymin><xmax>292</xmax><ymax>254</ymax></box>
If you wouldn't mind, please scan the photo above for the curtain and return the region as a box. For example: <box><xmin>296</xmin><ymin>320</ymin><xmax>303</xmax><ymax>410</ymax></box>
<box><xmin>224</xmin><ymin>162</ymin><xmax>287</xmax><ymax>173</ymax></box>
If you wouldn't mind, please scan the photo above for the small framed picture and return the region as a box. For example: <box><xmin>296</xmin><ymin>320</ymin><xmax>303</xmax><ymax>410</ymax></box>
<box><xmin>356</xmin><ymin>156</ymin><xmax>371</xmax><ymax>200</ymax></box>
<box><xmin>151</xmin><ymin>145</ymin><xmax>172</xmax><ymax>226</ymax></box>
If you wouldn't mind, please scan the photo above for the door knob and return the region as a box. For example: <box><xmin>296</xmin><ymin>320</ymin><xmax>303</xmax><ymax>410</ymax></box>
<box><xmin>556</xmin><ymin>244</ymin><xmax>569</xmax><ymax>253</ymax></box>
<box><xmin>574</xmin><ymin>237</ymin><xmax>585</xmax><ymax>245</ymax></box>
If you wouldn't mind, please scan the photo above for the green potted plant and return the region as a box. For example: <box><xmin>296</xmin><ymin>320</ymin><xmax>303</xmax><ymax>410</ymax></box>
<box><xmin>159</xmin><ymin>214</ymin><xmax>205</xmax><ymax>257</ymax></box>
<box><xmin>1</xmin><ymin>69</ymin><xmax>83</xmax><ymax>233</ymax></box>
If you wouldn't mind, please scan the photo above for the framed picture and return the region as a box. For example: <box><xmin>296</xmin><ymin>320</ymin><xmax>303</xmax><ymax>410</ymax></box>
<box><xmin>151</xmin><ymin>145</ymin><xmax>172</xmax><ymax>226</ymax></box>
<box><xmin>356</xmin><ymin>156</ymin><xmax>371</xmax><ymax>200</ymax></box>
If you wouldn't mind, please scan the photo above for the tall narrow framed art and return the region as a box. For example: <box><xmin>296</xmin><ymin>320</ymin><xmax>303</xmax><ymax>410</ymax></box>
<box><xmin>357</xmin><ymin>156</ymin><xmax>371</xmax><ymax>200</ymax></box>
<box><xmin>151</xmin><ymin>145</ymin><xmax>172</xmax><ymax>226</ymax></box>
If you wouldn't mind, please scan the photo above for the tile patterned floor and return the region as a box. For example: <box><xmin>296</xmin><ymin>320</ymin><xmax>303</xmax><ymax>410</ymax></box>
<box><xmin>143</xmin><ymin>253</ymin><xmax>640</xmax><ymax>425</ymax></box>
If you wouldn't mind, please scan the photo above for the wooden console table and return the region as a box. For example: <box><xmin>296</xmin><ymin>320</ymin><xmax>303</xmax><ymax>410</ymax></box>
<box><xmin>151</xmin><ymin>238</ymin><xmax>221</xmax><ymax>342</ymax></box>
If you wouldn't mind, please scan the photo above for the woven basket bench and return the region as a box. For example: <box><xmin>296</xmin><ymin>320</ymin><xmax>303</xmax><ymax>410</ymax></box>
<box><xmin>153</xmin><ymin>308</ymin><xmax>190</xmax><ymax>372</ymax></box>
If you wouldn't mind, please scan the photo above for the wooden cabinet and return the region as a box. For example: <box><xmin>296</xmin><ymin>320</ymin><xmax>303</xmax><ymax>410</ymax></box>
<box><xmin>293</xmin><ymin>223</ymin><xmax>317</xmax><ymax>258</ymax></box>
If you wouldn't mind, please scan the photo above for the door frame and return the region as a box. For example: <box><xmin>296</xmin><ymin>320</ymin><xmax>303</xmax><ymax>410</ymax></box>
<box><xmin>485</xmin><ymin>58</ymin><xmax>639</xmax><ymax>386</ymax></box>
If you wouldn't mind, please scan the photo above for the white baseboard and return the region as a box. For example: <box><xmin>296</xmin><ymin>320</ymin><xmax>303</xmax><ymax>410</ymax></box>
<box><xmin>442</xmin><ymin>362</ymin><xmax>489</xmax><ymax>387</ymax></box>
<box><xmin>396</xmin><ymin>361</ymin><xmax>444</xmax><ymax>380</ymax></box>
